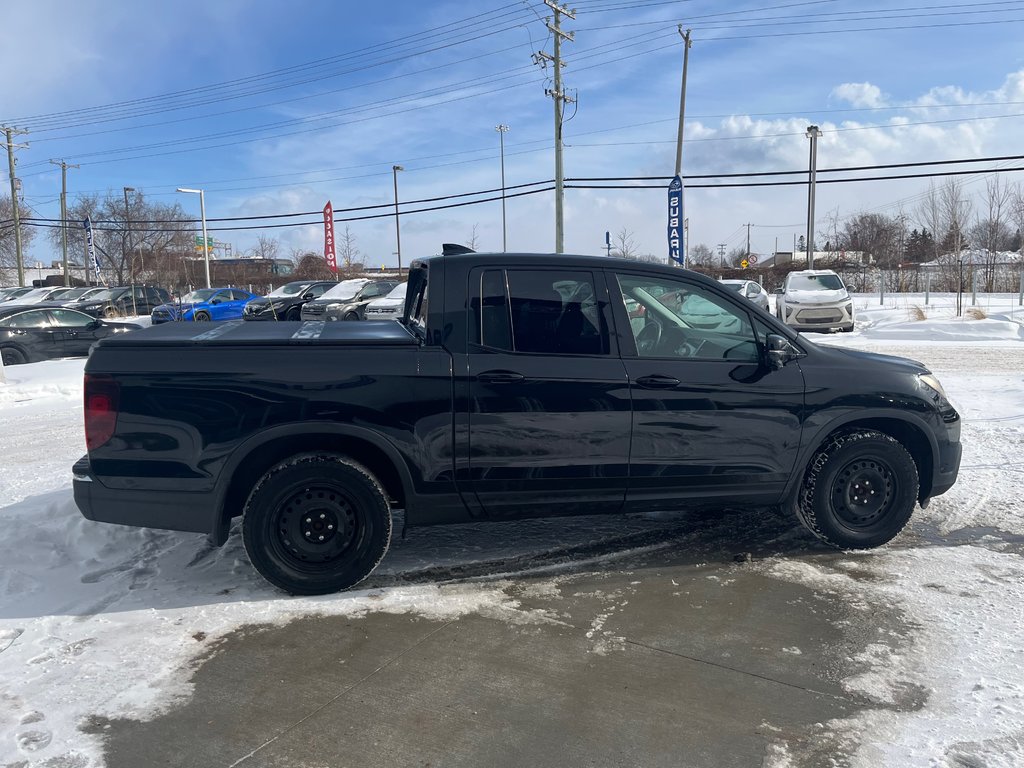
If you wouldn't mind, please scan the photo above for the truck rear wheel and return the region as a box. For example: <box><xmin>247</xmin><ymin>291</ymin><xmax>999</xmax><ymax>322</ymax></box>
<box><xmin>242</xmin><ymin>454</ymin><xmax>392</xmax><ymax>595</ymax></box>
<box><xmin>795</xmin><ymin>430</ymin><xmax>918</xmax><ymax>549</ymax></box>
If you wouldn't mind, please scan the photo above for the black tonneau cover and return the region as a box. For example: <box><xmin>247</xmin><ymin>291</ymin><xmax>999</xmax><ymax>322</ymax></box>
<box><xmin>93</xmin><ymin>319</ymin><xmax>419</xmax><ymax>348</ymax></box>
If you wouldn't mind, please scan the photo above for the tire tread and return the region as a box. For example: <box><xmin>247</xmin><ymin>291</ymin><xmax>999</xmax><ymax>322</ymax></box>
<box><xmin>796</xmin><ymin>429</ymin><xmax>918</xmax><ymax>549</ymax></box>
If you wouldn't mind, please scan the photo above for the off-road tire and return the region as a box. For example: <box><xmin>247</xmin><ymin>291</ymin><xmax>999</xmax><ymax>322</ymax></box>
<box><xmin>1</xmin><ymin>347</ymin><xmax>26</xmax><ymax>366</ymax></box>
<box><xmin>242</xmin><ymin>453</ymin><xmax>392</xmax><ymax>595</ymax></box>
<box><xmin>795</xmin><ymin>429</ymin><xmax>918</xmax><ymax>549</ymax></box>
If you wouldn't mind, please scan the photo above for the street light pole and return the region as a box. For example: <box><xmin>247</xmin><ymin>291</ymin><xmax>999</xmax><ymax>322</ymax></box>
<box><xmin>392</xmin><ymin>165</ymin><xmax>403</xmax><ymax>271</ymax></box>
<box><xmin>177</xmin><ymin>188</ymin><xmax>211</xmax><ymax>289</ymax></box>
<box><xmin>805</xmin><ymin>125</ymin><xmax>823</xmax><ymax>271</ymax></box>
<box><xmin>495</xmin><ymin>124</ymin><xmax>509</xmax><ymax>251</ymax></box>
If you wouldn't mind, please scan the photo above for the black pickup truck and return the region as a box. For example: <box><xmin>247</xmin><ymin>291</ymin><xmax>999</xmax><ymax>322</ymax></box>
<box><xmin>73</xmin><ymin>251</ymin><xmax>961</xmax><ymax>594</ymax></box>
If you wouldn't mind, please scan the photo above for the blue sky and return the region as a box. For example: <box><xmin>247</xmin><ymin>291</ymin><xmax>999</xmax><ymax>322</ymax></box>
<box><xmin>5</xmin><ymin>0</ymin><xmax>1024</xmax><ymax>268</ymax></box>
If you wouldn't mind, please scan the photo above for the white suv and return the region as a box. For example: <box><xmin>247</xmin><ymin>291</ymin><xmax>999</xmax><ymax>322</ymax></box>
<box><xmin>775</xmin><ymin>269</ymin><xmax>854</xmax><ymax>332</ymax></box>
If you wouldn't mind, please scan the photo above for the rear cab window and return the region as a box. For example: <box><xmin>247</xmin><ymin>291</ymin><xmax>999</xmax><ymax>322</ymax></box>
<box><xmin>470</xmin><ymin>268</ymin><xmax>610</xmax><ymax>356</ymax></box>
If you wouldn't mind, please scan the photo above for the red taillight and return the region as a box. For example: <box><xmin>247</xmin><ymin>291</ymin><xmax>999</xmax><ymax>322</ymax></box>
<box><xmin>84</xmin><ymin>374</ymin><xmax>119</xmax><ymax>451</ymax></box>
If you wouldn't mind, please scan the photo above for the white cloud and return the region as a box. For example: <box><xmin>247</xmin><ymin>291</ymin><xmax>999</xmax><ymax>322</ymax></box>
<box><xmin>832</xmin><ymin>83</ymin><xmax>887</xmax><ymax>109</ymax></box>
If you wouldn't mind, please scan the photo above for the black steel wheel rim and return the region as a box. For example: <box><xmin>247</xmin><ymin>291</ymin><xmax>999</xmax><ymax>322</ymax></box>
<box><xmin>830</xmin><ymin>457</ymin><xmax>897</xmax><ymax>529</ymax></box>
<box><xmin>270</xmin><ymin>484</ymin><xmax>365</xmax><ymax>571</ymax></box>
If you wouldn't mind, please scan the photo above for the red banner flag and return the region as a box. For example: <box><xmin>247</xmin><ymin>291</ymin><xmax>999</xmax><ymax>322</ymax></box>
<box><xmin>323</xmin><ymin>201</ymin><xmax>337</xmax><ymax>273</ymax></box>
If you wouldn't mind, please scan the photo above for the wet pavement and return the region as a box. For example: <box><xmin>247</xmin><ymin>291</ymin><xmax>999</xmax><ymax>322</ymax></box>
<box><xmin>86</xmin><ymin>508</ymin><xmax>917</xmax><ymax>767</ymax></box>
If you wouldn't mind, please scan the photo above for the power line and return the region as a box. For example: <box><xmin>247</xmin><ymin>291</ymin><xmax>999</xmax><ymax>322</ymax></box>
<box><xmin>11</xmin><ymin>161</ymin><xmax>1024</xmax><ymax>234</ymax></box>
<box><xmin>3</xmin><ymin>3</ymin><xmax>538</xmax><ymax>128</ymax></box>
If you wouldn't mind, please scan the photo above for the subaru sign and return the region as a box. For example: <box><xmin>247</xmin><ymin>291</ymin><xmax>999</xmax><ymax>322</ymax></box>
<box><xmin>667</xmin><ymin>175</ymin><xmax>684</xmax><ymax>266</ymax></box>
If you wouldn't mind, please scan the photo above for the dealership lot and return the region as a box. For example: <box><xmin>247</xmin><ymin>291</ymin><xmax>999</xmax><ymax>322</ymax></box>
<box><xmin>1</xmin><ymin>294</ymin><xmax>1023</xmax><ymax>767</ymax></box>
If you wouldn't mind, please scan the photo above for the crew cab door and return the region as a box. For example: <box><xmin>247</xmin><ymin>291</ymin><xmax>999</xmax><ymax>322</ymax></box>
<box><xmin>611</xmin><ymin>271</ymin><xmax>805</xmax><ymax>510</ymax></box>
<box><xmin>463</xmin><ymin>267</ymin><xmax>630</xmax><ymax>518</ymax></box>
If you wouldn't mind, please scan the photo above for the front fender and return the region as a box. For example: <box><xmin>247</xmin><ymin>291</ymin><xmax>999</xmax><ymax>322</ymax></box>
<box><xmin>782</xmin><ymin>407</ymin><xmax>941</xmax><ymax>503</ymax></box>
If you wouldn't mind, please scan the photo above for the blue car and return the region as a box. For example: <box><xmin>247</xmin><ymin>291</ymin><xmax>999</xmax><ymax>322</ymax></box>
<box><xmin>151</xmin><ymin>287</ymin><xmax>258</xmax><ymax>324</ymax></box>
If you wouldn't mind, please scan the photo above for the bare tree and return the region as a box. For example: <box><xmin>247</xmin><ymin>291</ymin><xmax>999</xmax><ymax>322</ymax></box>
<box><xmin>0</xmin><ymin>194</ymin><xmax>36</xmax><ymax>282</ymax></box>
<box><xmin>611</xmin><ymin>227</ymin><xmax>639</xmax><ymax>259</ymax></box>
<box><xmin>250</xmin><ymin>235</ymin><xmax>281</xmax><ymax>262</ymax></box>
<box><xmin>822</xmin><ymin>207</ymin><xmax>843</xmax><ymax>264</ymax></box>
<box><xmin>339</xmin><ymin>225</ymin><xmax>359</xmax><ymax>268</ymax></box>
<box><xmin>58</xmin><ymin>190</ymin><xmax>191</xmax><ymax>286</ymax></box>
<box><xmin>688</xmin><ymin>243</ymin><xmax>715</xmax><ymax>267</ymax></box>
<box><xmin>972</xmin><ymin>176</ymin><xmax>1013</xmax><ymax>290</ymax></box>
<box><xmin>840</xmin><ymin>213</ymin><xmax>901</xmax><ymax>268</ymax></box>
<box><xmin>465</xmin><ymin>223</ymin><xmax>480</xmax><ymax>251</ymax></box>
<box><xmin>1013</xmin><ymin>182</ymin><xmax>1024</xmax><ymax>260</ymax></box>
<box><xmin>726</xmin><ymin>245</ymin><xmax>747</xmax><ymax>267</ymax></box>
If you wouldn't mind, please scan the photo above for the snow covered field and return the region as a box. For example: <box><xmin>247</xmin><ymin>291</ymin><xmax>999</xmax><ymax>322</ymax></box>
<box><xmin>1</xmin><ymin>294</ymin><xmax>1023</xmax><ymax>766</ymax></box>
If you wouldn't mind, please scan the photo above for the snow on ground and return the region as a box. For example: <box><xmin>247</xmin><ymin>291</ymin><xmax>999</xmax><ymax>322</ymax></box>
<box><xmin>1</xmin><ymin>295</ymin><xmax>1023</xmax><ymax>766</ymax></box>
<box><xmin>761</xmin><ymin>292</ymin><xmax>1024</xmax><ymax>766</ymax></box>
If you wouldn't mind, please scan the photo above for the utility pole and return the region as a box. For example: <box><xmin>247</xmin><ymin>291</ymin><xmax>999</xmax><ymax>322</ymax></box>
<box><xmin>392</xmin><ymin>165</ymin><xmax>403</xmax><ymax>271</ymax></box>
<box><xmin>495</xmin><ymin>124</ymin><xmax>509</xmax><ymax>251</ymax></box>
<box><xmin>805</xmin><ymin>125</ymin><xmax>823</xmax><ymax>270</ymax></box>
<box><xmin>717</xmin><ymin>243</ymin><xmax>727</xmax><ymax>268</ymax></box>
<box><xmin>673</xmin><ymin>27</ymin><xmax>692</xmax><ymax>176</ymax></box>
<box><xmin>3</xmin><ymin>126</ymin><xmax>29</xmax><ymax>286</ymax></box>
<box><xmin>746</xmin><ymin>223</ymin><xmax>752</xmax><ymax>257</ymax></box>
<box><xmin>536</xmin><ymin>0</ymin><xmax>575</xmax><ymax>254</ymax></box>
<box><xmin>49</xmin><ymin>159</ymin><xmax>79</xmax><ymax>286</ymax></box>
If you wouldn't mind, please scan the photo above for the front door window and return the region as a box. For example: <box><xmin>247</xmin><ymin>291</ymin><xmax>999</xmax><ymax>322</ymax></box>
<box><xmin>616</xmin><ymin>274</ymin><xmax>759</xmax><ymax>362</ymax></box>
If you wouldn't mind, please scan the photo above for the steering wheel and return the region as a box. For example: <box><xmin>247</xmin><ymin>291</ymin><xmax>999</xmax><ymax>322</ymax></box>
<box><xmin>636</xmin><ymin>321</ymin><xmax>662</xmax><ymax>355</ymax></box>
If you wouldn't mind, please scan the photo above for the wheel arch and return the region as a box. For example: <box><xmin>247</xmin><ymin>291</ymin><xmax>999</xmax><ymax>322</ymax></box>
<box><xmin>0</xmin><ymin>343</ymin><xmax>30</xmax><ymax>364</ymax></box>
<box><xmin>213</xmin><ymin>423</ymin><xmax>413</xmax><ymax>545</ymax></box>
<box><xmin>789</xmin><ymin>413</ymin><xmax>937</xmax><ymax>504</ymax></box>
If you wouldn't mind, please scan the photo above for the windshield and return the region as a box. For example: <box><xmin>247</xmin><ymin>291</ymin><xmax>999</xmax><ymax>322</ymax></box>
<box><xmin>384</xmin><ymin>283</ymin><xmax>407</xmax><ymax>300</ymax></box>
<box><xmin>267</xmin><ymin>282</ymin><xmax>312</xmax><ymax>298</ymax></box>
<box><xmin>84</xmin><ymin>289</ymin><xmax>122</xmax><ymax>302</ymax></box>
<box><xmin>319</xmin><ymin>279</ymin><xmax>367</xmax><ymax>300</ymax></box>
<box><xmin>180</xmin><ymin>289</ymin><xmax>217</xmax><ymax>303</ymax></box>
<box><xmin>13</xmin><ymin>288</ymin><xmax>51</xmax><ymax>302</ymax></box>
<box><xmin>722</xmin><ymin>281</ymin><xmax>745</xmax><ymax>293</ymax></box>
<box><xmin>788</xmin><ymin>274</ymin><xmax>845</xmax><ymax>291</ymax></box>
<box><xmin>78</xmin><ymin>288</ymin><xmax>105</xmax><ymax>300</ymax></box>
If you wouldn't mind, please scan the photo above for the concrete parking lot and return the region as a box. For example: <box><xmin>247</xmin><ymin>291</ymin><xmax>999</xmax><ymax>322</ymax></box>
<box><xmin>88</xmin><ymin>509</ymin><xmax>910</xmax><ymax>768</ymax></box>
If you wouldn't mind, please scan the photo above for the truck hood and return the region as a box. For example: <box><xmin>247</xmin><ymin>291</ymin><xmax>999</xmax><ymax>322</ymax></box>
<box><xmin>366</xmin><ymin>297</ymin><xmax>404</xmax><ymax>309</ymax></box>
<box><xmin>91</xmin><ymin>318</ymin><xmax>419</xmax><ymax>348</ymax></box>
<box><xmin>821</xmin><ymin>344</ymin><xmax>929</xmax><ymax>374</ymax></box>
<box><xmin>785</xmin><ymin>288</ymin><xmax>849</xmax><ymax>304</ymax></box>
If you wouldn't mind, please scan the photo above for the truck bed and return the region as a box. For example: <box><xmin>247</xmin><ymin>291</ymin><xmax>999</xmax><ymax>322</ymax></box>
<box><xmin>92</xmin><ymin>319</ymin><xmax>419</xmax><ymax>348</ymax></box>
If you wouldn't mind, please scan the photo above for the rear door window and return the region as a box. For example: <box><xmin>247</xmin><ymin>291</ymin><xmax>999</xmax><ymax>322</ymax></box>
<box><xmin>471</xmin><ymin>269</ymin><xmax>609</xmax><ymax>356</ymax></box>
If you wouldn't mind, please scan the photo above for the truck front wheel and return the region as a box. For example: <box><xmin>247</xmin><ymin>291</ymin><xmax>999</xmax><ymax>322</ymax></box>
<box><xmin>242</xmin><ymin>454</ymin><xmax>392</xmax><ymax>594</ymax></box>
<box><xmin>795</xmin><ymin>430</ymin><xmax>919</xmax><ymax>549</ymax></box>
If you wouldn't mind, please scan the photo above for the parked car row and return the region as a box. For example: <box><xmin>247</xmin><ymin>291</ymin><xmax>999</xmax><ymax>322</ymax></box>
<box><xmin>151</xmin><ymin>288</ymin><xmax>259</xmax><ymax>324</ymax></box>
<box><xmin>0</xmin><ymin>276</ymin><xmax>402</xmax><ymax>365</ymax></box>
<box><xmin>145</xmin><ymin>279</ymin><xmax>406</xmax><ymax>324</ymax></box>
<box><xmin>0</xmin><ymin>305</ymin><xmax>139</xmax><ymax>366</ymax></box>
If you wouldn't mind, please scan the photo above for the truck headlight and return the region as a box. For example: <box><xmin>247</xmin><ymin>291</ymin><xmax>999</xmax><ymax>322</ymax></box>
<box><xmin>919</xmin><ymin>373</ymin><xmax>948</xmax><ymax>400</ymax></box>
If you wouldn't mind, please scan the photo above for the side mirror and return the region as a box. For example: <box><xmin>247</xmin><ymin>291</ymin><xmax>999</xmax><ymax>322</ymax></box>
<box><xmin>766</xmin><ymin>333</ymin><xmax>803</xmax><ymax>369</ymax></box>
<box><xmin>773</xmin><ymin>288</ymin><xmax>784</xmax><ymax>295</ymax></box>
<box><xmin>210</xmin><ymin>298</ymin><xmax>221</xmax><ymax>305</ymax></box>
<box><xmin>302</xmin><ymin>293</ymin><xmax>314</xmax><ymax>300</ymax></box>
<box><xmin>88</xmin><ymin>319</ymin><xmax>102</xmax><ymax>330</ymax></box>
